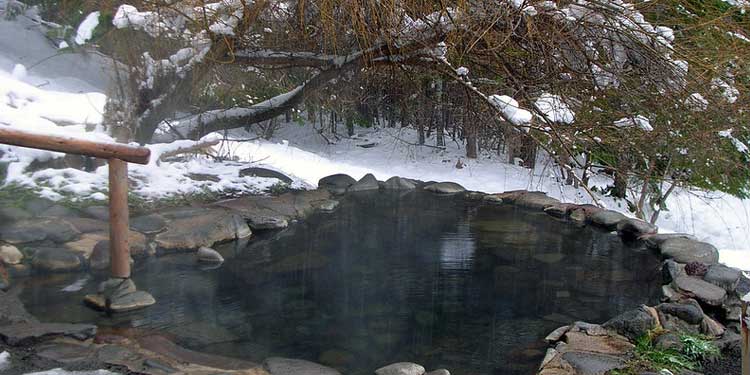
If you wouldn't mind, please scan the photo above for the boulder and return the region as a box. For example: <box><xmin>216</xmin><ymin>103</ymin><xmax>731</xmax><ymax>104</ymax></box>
<box><xmin>318</xmin><ymin>174</ymin><xmax>356</xmax><ymax>194</ymax></box>
<box><xmin>0</xmin><ymin>206</ymin><xmax>31</xmax><ymax>221</ymax></box>
<box><xmin>155</xmin><ymin>208</ymin><xmax>252</xmax><ymax>251</ymax></box>
<box><xmin>700</xmin><ymin>315</ymin><xmax>725</xmax><ymax>337</ymax></box>
<box><xmin>0</xmin><ymin>322</ymin><xmax>96</xmax><ymax>346</ymax></box>
<box><xmin>240</xmin><ymin>167</ymin><xmax>293</xmax><ymax>184</ymax></box>
<box><xmin>640</xmin><ymin>233</ymin><xmax>697</xmax><ymax>249</ymax></box>
<box><xmin>89</xmin><ymin>240</ymin><xmax>135</xmax><ymax>270</ymax></box>
<box><xmin>654</xmin><ymin>332</ymin><xmax>683</xmax><ymax>351</ymax></box>
<box><xmin>423</xmin><ymin>182</ymin><xmax>466</xmax><ymax>194</ymax></box>
<box><xmin>660</xmin><ymin>238</ymin><xmax>719</xmax><ymax>265</ymax></box>
<box><xmin>0</xmin><ymin>219</ymin><xmax>80</xmax><ymax>244</ymax></box>
<box><xmin>661</xmin><ymin>259</ymin><xmax>685</xmax><ymax>284</ymax></box>
<box><xmin>656</xmin><ymin>302</ymin><xmax>704</xmax><ymax>325</ymax></box>
<box><xmin>602</xmin><ymin>306</ymin><xmax>658</xmax><ymax>341</ymax></box>
<box><xmin>0</xmin><ymin>244</ymin><xmax>23</xmax><ymax>265</ymax></box>
<box><xmin>82</xmin><ymin>206</ymin><xmax>109</xmax><ymax>220</ymax></box>
<box><xmin>383</xmin><ymin>176</ymin><xmax>417</xmax><ymax>190</ymax></box>
<box><xmin>514</xmin><ymin>192</ymin><xmax>561</xmax><ymax>210</ymax></box>
<box><xmin>246</xmin><ymin>215</ymin><xmax>289</xmax><ymax>231</ymax></box>
<box><xmin>672</xmin><ymin>276</ymin><xmax>726</xmax><ymax>306</ymax></box>
<box><xmin>616</xmin><ymin>218</ymin><xmax>657</xmax><ymax>238</ymax></box>
<box><xmin>40</xmin><ymin>205</ymin><xmax>81</xmax><ymax>218</ymax></box>
<box><xmin>587</xmin><ymin>210</ymin><xmax>626</xmax><ymax>231</ymax></box>
<box><xmin>375</xmin><ymin>362</ymin><xmax>426</xmax><ymax>375</ymax></box>
<box><xmin>544</xmin><ymin>204</ymin><xmax>574</xmax><ymax>218</ymax></box>
<box><xmin>197</xmin><ymin>247</ymin><xmax>224</xmax><ymax>263</ymax></box>
<box><xmin>348</xmin><ymin>173</ymin><xmax>380</xmax><ymax>192</ymax></box>
<box><xmin>31</xmin><ymin>248</ymin><xmax>82</xmax><ymax>273</ymax></box>
<box><xmin>703</xmin><ymin>264</ymin><xmax>741</xmax><ymax>291</ymax></box>
<box><xmin>264</xmin><ymin>357</ymin><xmax>341</xmax><ymax>375</ymax></box>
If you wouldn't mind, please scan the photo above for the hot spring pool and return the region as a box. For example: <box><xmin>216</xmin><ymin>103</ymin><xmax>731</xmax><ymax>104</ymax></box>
<box><xmin>19</xmin><ymin>191</ymin><xmax>662</xmax><ymax>374</ymax></box>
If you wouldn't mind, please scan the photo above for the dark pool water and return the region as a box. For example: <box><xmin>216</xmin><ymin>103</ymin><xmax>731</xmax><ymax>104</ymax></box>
<box><xmin>20</xmin><ymin>191</ymin><xmax>662</xmax><ymax>375</ymax></box>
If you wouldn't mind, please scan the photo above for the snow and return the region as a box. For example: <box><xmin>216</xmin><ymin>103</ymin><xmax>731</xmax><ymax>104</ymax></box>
<box><xmin>75</xmin><ymin>11</ymin><xmax>100</xmax><ymax>45</ymax></box>
<box><xmin>11</xmin><ymin>63</ymin><xmax>26</xmax><ymax>79</ymax></box>
<box><xmin>456</xmin><ymin>66</ymin><xmax>469</xmax><ymax>76</ymax></box>
<box><xmin>614</xmin><ymin>115</ymin><xmax>653</xmax><ymax>131</ymax></box>
<box><xmin>534</xmin><ymin>93</ymin><xmax>575</xmax><ymax>124</ymax></box>
<box><xmin>488</xmin><ymin>95</ymin><xmax>533</xmax><ymax>126</ymax></box>
<box><xmin>718</xmin><ymin>129</ymin><xmax>749</xmax><ymax>154</ymax></box>
<box><xmin>685</xmin><ymin>93</ymin><xmax>708</xmax><ymax>112</ymax></box>
<box><xmin>0</xmin><ymin>351</ymin><xmax>9</xmax><ymax>371</ymax></box>
<box><xmin>61</xmin><ymin>276</ymin><xmax>90</xmax><ymax>292</ymax></box>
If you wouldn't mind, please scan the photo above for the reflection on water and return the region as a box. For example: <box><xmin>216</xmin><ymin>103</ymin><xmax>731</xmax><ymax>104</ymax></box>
<box><xmin>20</xmin><ymin>191</ymin><xmax>662</xmax><ymax>375</ymax></box>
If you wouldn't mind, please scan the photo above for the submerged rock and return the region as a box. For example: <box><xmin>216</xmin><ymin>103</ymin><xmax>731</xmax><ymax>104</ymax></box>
<box><xmin>318</xmin><ymin>174</ymin><xmax>356</xmax><ymax>194</ymax></box>
<box><xmin>383</xmin><ymin>176</ymin><xmax>417</xmax><ymax>190</ymax></box>
<box><xmin>659</xmin><ymin>238</ymin><xmax>719</xmax><ymax>265</ymax></box>
<box><xmin>197</xmin><ymin>247</ymin><xmax>224</xmax><ymax>263</ymax></box>
<box><xmin>240</xmin><ymin>167</ymin><xmax>293</xmax><ymax>184</ymax></box>
<box><xmin>587</xmin><ymin>210</ymin><xmax>626</xmax><ymax>231</ymax></box>
<box><xmin>264</xmin><ymin>357</ymin><xmax>341</xmax><ymax>375</ymax></box>
<box><xmin>31</xmin><ymin>247</ymin><xmax>82</xmax><ymax>273</ymax></box>
<box><xmin>348</xmin><ymin>173</ymin><xmax>380</xmax><ymax>192</ymax></box>
<box><xmin>423</xmin><ymin>182</ymin><xmax>466</xmax><ymax>194</ymax></box>
<box><xmin>375</xmin><ymin>362</ymin><xmax>426</xmax><ymax>375</ymax></box>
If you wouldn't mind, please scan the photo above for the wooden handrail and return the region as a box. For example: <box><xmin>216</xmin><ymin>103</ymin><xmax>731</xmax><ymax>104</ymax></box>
<box><xmin>0</xmin><ymin>127</ymin><xmax>151</xmax><ymax>164</ymax></box>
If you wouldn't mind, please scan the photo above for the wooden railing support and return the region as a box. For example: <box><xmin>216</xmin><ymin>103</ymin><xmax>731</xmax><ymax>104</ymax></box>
<box><xmin>108</xmin><ymin>158</ymin><xmax>131</xmax><ymax>278</ymax></box>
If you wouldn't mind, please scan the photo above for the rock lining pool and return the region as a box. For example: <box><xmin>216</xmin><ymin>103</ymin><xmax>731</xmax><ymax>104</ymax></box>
<box><xmin>18</xmin><ymin>191</ymin><xmax>662</xmax><ymax>375</ymax></box>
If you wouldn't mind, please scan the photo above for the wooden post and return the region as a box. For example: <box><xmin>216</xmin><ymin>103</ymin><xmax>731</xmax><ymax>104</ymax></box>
<box><xmin>108</xmin><ymin>158</ymin><xmax>131</xmax><ymax>279</ymax></box>
<box><xmin>743</xmin><ymin>297</ymin><xmax>749</xmax><ymax>375</ymax></box>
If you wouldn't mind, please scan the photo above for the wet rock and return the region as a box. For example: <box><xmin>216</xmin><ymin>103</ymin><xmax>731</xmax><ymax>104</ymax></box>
<box><xmin>656</xmin><ymin>302</ymin><xmax>704</xmax><ymax>325</ymax></box>
<box><xmin>155</xmin><ymin>208</ymin><xmax>251</xmax><ymax>251</ymax></box>
<box><xmin>137</xmin><ymin>334</ymin><xmax>260</xmax><ymax>371</ymax></box>
<box><xmin>89</xmin><ymin>240</ymin><xmax>135</xmax><ymax>270</ymax></box>
<box><xmin>348</xmin><ymin>173</ymin><xmax>380</xmax><ymax>192</ymax></box>
<box><xmin>463</xmin><ymin>191</ymin><xmax>486</xmax><ymax>201</ymax></box>
<box><xmin>587</xmin><ymin>210</ymin><xmax>627</xmax><ymax>231</ymax></box>
<box><xmin>0</xmin><ymin>244</ymin><xmax>23</xmax><ymax>265</ymax></box>
<box><xmin>672</xmin><ymin>276</ymin><xmax>726</xmax><ymax>306</ymax></box>
<box><xmin>561</xmin><ymin>352</ymin><xmax>626</xmax><ymax>375</ymax></box>
<box><xmin>36</xmin><ymin>341</ymin><xmax>96</xmax><ymax>363</ymax></box>
<box><xmin>197</xmin><ymin>247</ymin><xmax>224</xmax><ymax>263</ymax></box>
<box><xmin>602</xmin><ymin>306</ymin><xmax>657</xmax><ymax>341</ymax></box>
<box><xmin>703</xmin><ymin>264</ymin><xmax>741</xmax><ymax>291</ymax></box>
<box><xmin>545</xmin><ymin>325</ymin><xmax>571</xmax><ymax>343</ymax></box>
<box><xmin>85</xmin><ymin>290</ymin><xmax>156</xmax><ymax>313</ymax></box>
<box><xmin>375</xmin><ymin>362</ymin><xmax>426</xmax><ymax>375</ymax></box>
<box><xmin>130</xmin><ymin>213</ymin><xmax>167</xmax><ymax>234</ymax></box>
<box><xmin>616</xmin><ymin>218</ymin><xmax>657</xmax><ymax>238</ymax></box>
<box><xmin>40</xmin><ymin>204</ymin><xmax>81</xmax><ymax>218</ymax></box>
<box><xmin>216</xmin><ymin>190</ymin><xmax>331</xmax><ymax>223</ymax></box>
<box><xmin>82</xmin><ymin>206</ymin><xmax>109</xmax><ymax>220</ymax></box>
<box><xmin>544</xmin><ymin>204</ymin><xmax>574</xmax><ymax>218</ymax></box>
<box><xmin>31</xmin><ymin>247</ymin><xmax>82</xmax><ymax>273</ymax></box>
<box><xmin>640</xmin><ymin>233</ymin><xmax>698</xmax><ymax>249</ymax></box>
<box><xmin>569</xmin><ymin>208</ymin><xmax>587</xmax><ymax>223</ymax></box>
<box><xmin>247</xmin><ymin>214</ymin><xmax>289</xmax><ymax>231</ymax></box>
<box><xmin>63</xmin><ymin>232</ymin><xmax>108</xmax><ymax>258</ymax></box>
<box><xmin>264</xmin><ymin>357</ymin><xmax>341</xmax><ymax>375</ymax></box>
<box><xmin>383</xmin><ymin>176</ymin><xmax>417</xmax><ymax>190</ymax></box>
<box><xmin>318</xmin><ymin>174</ymin><xmax>356</xmax><ymax>194</ymax></box>
<box><xmin>662</xmin><ymin>259</ymin><xmax>685</xmax><ymax>284</ymax></box>
<box><xmin>514</xmin><ymin>192</ymin><xmax>561</xmax><ymax>210</ymax></box>
<box><xmin>659</xmin><ymin>238</ymin><xmax>719</xmax><ymax>265</ymax></box>
<box><xmin>0</xmin><ymin>219</ymin><xmax>80</xmax><ymax>244</ymax></box>
<box><xmin>423</xmin><ymin>182</ymin><xmax>466</xmax><ymax>194</ymax></box>
<box><xmin>240</xmin><ymin>167</ymin><xmax>294</xmax><ymax>184</ymax></box>
<box><xmin>0</xmin><ymin>322</ymin><xmax>96</xmax><ymax>345</ymax></box>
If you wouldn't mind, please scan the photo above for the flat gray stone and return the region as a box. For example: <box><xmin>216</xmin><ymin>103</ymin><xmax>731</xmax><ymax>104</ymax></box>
<box><xmin>660</xmin><ymin>238</ymin><xmax>719</xmax><ymax>264</ymax></box>
<box><xmin>240</xmin><ymin>167</ymin><xmax>293</xmax><ymax>184</ymax></box>
<box><xmin>348</xmin><ymin>173</ymin><xmax>380</xmax><ymax>192</ymax></box>
<box><xmin>246</xmin><ymin>214</ymin><xmax>289</xmax><ymax>231</ymax></box>
<box><xmin>130</xmin><ymin>214</ymin><xmax>167</xmax><ymax>234</ymax></box>
<box><xmin>640</xmin><ymin>233</ymin><xmax>697</xmax><ymax>249</ymax></box>
<box><xmin>423</xmin><ymin>182</ymin><xmax>466</xmax><ymax>194</ymax></box>
<box><xmin>31</xmin><ymin>247</ymin><xmax>82</xmax><ymax>273</ymax></box>
<box><xmin>514</xmin><ymin>192</ymin><xmax>560</xmax><ymax>210</ymax></box>
<box><xmin>0</xmin><ymin>219</ymin><xmax>80</xmax><ymax>244</ymax></box>
<box><xmin>673</xmin><ymin>276</ymin><xmax>726</xmax><ymax>306</ymax></box>
<box><xmin>155</xmin><ymin>208</ymin><xmax>251</xmax><ymax>251</ymax></box>
<box><xmin>108</xmin><ymin>291</ymin><xmax>156</xmax><ymax>312</ymax></box>
<box><xmin>264</xmin><ymin>357</ymin><xmax>341</xmax><ymax>375</ymax></box>
<box><xmin>587</xmin><ymin>210</ymin><xmax>627</xmax><ymax>231</ymax></box>
<box><xmin>318</xmin><ymin>174</ymin><xmax>356</xmax><ymax>194</ymax></box>
<box><xmin>703</xmin><ymin>264</ymin><xmax>741</xmax><ymax>291</ymax></box>
<box><xmin>616</xmin><ymin>218</ymin><xmax>657</xmax><ymax>238</ymax></box>
<box><xmin>383</xmin><ymin>176</ymin><xmax>417</xmax><ymax>190</ymax></box>
<box><xmin>562</xmin><ymin>351</ymin><xmax>626</xmax><ymax>375</ymax></box>
<box><xmin>0</xmin><ymin>322</ymin><xmax>96</xmax><ymax>345</ymax></box>
<box><xmin>375</xmin><ymin>362</ymin><xmax>426</xmax><ymax>375</ymax></box>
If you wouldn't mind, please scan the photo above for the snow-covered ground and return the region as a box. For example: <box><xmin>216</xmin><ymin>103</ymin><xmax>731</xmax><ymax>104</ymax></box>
<box><xmin>0</xmin><ymin>14</ymin><xmax>748</xmax><ymax>270</ymax></box>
